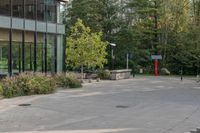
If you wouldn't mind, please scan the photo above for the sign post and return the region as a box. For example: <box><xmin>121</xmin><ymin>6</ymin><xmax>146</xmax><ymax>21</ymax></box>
<box><xmin>154</xmin><ymin>59</ymin><xmax>159</xmax><ymax>76</ymax></box>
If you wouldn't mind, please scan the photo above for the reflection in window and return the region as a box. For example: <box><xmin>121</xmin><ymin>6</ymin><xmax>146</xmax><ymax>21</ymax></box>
<box><xmin>0</xmin><ymin>0</ymin><xmax>10</xmax><ymax>16</ymax></box>
<box><xmin>46</xmin><ymin>0</ymin><xmax>56</xmax><ymax>23</ymax></box>
<box><xmin>37</xmin><ymin>0</ymin><xmax>45</xmax><ymax>21</ymax></box>
<box><xmin>57</xmin><ymin>2</ymin><xmax>66</xmax><ymax>24</ymax></box>
<box><xmin>47</xmin><ymin>34</ymin><xmax>55</xmax><ymax>72</ymax></box>
<box><xmin>0</xmin><ymin>0</ymin><xmax>62</xmax><ymax>24</ymax></box>
<box><xmin>13</xmin><ymin>0</ymin><xmax>24</xmax><ymax>18</ymax></box>
<box><xmin>25</xmin><ymin>31</ymin><xmax>34</xmax><ymax>71</ymax></box>
<box><xmin>25</xmin><ymin>0</ymin><xmax>35</xmax><ymax>19</ymax></box>
<box><xmin>0</xmin><ymin>29</ymin><xmax>9</xmax><ymax>74</ymax></box>
<box><xmin>12</xmin><ymin>30</ymin><xmax>22</xmax><ymax>74</ymax></box>
<box><xmin>37</xmin><ymin>33</ymin><xmax>45</xmax><ymax>72</ymax></box>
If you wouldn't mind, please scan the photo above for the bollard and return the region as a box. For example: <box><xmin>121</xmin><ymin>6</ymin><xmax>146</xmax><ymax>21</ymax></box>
<box><xmin>181</xmin><ymin>67</ymin><xmax>183</xmax><ymax>81</ymax></box>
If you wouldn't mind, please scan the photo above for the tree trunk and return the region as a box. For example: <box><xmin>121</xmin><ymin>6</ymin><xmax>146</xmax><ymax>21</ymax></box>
<box><xmin>81</xmin><ymin>64</ymin><xmax>84</xmax><ymax>80</ymax></box>
<box><xmin>163</xmin><ymin>27</ymin><xmax>168</xmax><ymax>67</ymax></box>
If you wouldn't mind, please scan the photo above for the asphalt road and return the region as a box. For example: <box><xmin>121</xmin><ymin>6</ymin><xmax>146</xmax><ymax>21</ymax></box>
<box><xmin>0</xmin><ymin>76</ymin><xmax>200</xmax><ymax>133</ymax></box>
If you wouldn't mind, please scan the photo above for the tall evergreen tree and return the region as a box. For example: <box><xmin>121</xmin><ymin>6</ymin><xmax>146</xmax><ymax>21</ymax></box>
<box><xmin>67</xmin><ymin>0</ymin><xmax>122</xmax><ymax>41</ymax></box>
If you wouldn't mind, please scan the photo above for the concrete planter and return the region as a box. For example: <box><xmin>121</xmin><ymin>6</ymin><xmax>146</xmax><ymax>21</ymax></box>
<box><xmin>110</xmin><ymin>69</ymin><xmax>132</xmax><ymax>80</ymax></box>
<box><xmin>96</xmin><ymin>78</ymin><xmax>100</xmax><ymax>82</ymax></box>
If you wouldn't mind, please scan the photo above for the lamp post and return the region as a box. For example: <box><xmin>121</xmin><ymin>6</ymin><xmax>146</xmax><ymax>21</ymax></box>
<box><xmin>109</xmin><ymin>43</ymin><xmax>116</xmax><ymax>70</ymax></box>
<box><xmin>126</xmin><ymin>53</ymin><xmax>129</xmax><ymax>69</ymax></box>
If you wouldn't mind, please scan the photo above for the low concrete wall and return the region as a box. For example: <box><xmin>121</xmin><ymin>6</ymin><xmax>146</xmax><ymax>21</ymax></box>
<box><xmin>110</xmin><ymin>69</ymin><xmax>132</xmax><ymax>80</ymax></box>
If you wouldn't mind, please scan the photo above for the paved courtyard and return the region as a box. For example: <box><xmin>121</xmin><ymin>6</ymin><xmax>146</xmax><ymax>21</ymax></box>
<box><xmin>0</xmin><ymin>76</ymin><xmax>200</xmax><ymax>133</ymax></box>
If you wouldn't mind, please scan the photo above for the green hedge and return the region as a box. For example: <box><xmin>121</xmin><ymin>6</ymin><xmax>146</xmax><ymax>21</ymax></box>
<box><xmin>0</xmin><ymin>73</ymin><xmax>83</xmax><ymax>98</ymax></box>
<box><xmin>1</xmin><ymin>73</ymin><xmax>56</xmax><ymax>98</ymax></box>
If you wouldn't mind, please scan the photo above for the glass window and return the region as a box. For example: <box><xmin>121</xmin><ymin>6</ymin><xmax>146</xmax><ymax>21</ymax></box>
<box><xmin>0</xmin><ymin>29</ymin><xmax>9</xmax><ymax>75</ymax></box>
<box><xmin>24</xmin><ymin>31</ymin><xmax>34</xmax><ymax>71</ymax></box>
<box><xmin>13</xmin><ymin>0</ymin><xmax>24</xmax><ymax>18</ymax></box>
<box><xmin>57</xmin><ymin>2</ymin><xmax>66</xmax><ymax>24</ymax></box>
<box><xmin>0</xmin><ymin>0</ymin><xmax>11</xmax><ymax>16</ymax></box>
<box><xmin>37</xmin><ymin>0</ymin><xmax>45</xmax><ymax>21</ymax></box>
<box><xmin>47</xmin><ymin>34</ymin><xmax>55</xmax><ymax>73</ymax></box>
<box><xmin>46</xmin><ymin>0</ymin><xmax>56</xmax><ymax>23</ymax></box>
<box><xmin>12</xmin><ymin>30</ymin><xmax>22</xmax><ymax>74</ymax></box>
<box><xmin>25</xmin><ymin>0</ymin><xmax>35</xmax><ymax>19</ymax></box>
<box><xmin>37</xmin><ymin>33</ymin><xmax>45</xmax><ymax>72</ymax></box>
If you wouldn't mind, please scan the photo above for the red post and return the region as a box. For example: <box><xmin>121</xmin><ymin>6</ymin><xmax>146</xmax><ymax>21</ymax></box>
<box><xmin>154</xmin><ymin>59</ymin><xmax>159</xmax><ymax>76</ymax></box>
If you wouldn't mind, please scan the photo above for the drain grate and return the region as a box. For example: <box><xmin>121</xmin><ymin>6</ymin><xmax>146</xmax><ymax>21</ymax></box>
<box><xmin>18</xmin><ymin>104</ymin><xmax>31</xmax><ymax>107</ymax></box>
<box><xmin>116</xmin><ymin>105</ymin><xmax>129</xmax><ymax>108</ymax></box>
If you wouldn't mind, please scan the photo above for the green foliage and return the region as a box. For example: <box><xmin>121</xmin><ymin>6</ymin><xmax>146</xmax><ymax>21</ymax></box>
<box><xmin>68</xmin><ymin>0</ymin><xmax>103</xmax><ymax>32</ymax></box>
<box><xmin>1</xmin><ymin>73</ymin><xmax>56</xmax><ymax>98</ymax></box>
<box><xmin>54</xmin><ymin>73</ymin><xmax>82</xmax><ymax>88</ymax></box>
<box><xmin>67</xmin><ymin>19</ymin><xmax>108</xmax><ymax>69</ymax></box>
<box><xmin>68</xmin><ymin>78</ymin><xmax>82</xmax><ymax>88</ymax></box>
<box><xmin>68</xmin><ymin>0</ymin><xmax>122</xmax><ymax>37</ymax></box>
<box><xmin>28</xmin><ymin>74</ymin><xmax>56</xmax><ymax>95</ymax></box>
<box><xmin>0</xmin><ymin>73</ymin><xmax>82</xmax><ymax>99</ymax></box>
<box><xmin>97</xmin><ymin>70</ymin><xmax>111</xmax><ymax>80</ymax></box>
<box><xmin>0</xmin><ymin>84</ymin><xmax>3</xmax><ymax>97</ymax></box>
<box><xmin>2</xmin><ymin>77</ymin><xmax>22</xmax><ymax>98</ymax></box>
<box><xmin>67</xmin><ymin>0</ymin><xmax>200</xmax><ymax>75</ymax></box>
<box><xmin>126</xmin><ymin>0</ymin><xmax>195</xmax><ymax>74</ymax></box>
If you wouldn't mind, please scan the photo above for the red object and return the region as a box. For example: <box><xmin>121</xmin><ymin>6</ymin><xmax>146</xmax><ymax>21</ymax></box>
<box><xmin>154</xmin><ymin>59</ymin><xmax>159</xmax><ymax>76</ymax></box>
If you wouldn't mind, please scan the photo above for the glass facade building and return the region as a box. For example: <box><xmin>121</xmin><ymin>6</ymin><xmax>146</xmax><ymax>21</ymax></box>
<box><xmin>0</xmin><ymin>0</ymin><xmax>67</xmax><ymax>76</ymax></box>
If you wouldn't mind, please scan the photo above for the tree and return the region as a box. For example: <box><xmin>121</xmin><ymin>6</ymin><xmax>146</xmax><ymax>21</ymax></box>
<box><xmin>126</xmin><ymin>0</ymin><xmax>193</xmax><ymax>74</ymax></box>
<box><xmin>158</xmin><ymin>0</ymin><xmax>190</xmax><ymax>67</ymax></box>
<box><xmin>126</xmin><ymin>0</ymin><xmax>162</xmax><ymax>72</ymax></box>
<box><xmin>66</xmin><ymin>0</ymin><xmax>199</xmax><ymax>75</ymax></box>
<box><xmin>67</xmin><ymin>0</ymin><xmax>122</xmax><ymax>41</ymax></box>
<box><xmin>66</xmin><ymin>19</ymin><xmax>108</xmax><ymax>78</ymax></box>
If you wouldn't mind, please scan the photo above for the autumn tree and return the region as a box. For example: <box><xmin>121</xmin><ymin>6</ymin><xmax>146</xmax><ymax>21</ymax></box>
<box><xmin>66</xmin><ymin>19</ymin><xmax>108</xmax><ymax>78</ymax></box>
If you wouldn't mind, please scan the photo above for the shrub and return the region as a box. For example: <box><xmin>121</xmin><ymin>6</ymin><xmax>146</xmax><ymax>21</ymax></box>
<box><xmin>54</xmin><ymin>73</ymin><xmax>82</xmax><ymax>88</ymax></box>
<box><xmin>2</xmin><ymin>77</ymin><xmax>22</xmax><ymax>98</ymax></box>
<box><xmin>1</xmin><ymin>73</ymin><xmax>56</xmax><ymax>98</ymax></box>
<box><xmin>54</xmin><ymin>73</ymin><xmax>71</xmax><ymax>87</ymax></box>
<box><xmin>1</xmin><ymin>72</ymin><xmax>82</xmax><ymax>98</ymax></box>
<box><xmin>0</xmin><ymin>84</ymin><xmax>3</xmax><ymax>97</ymax></box>
<box><xmin>27</xmin><ymin>74</ymin><xmax>56</xmax><ymax>94</ymax></box>
<box><xmin>97</xmin><ymin>70</ymin><xmax>110</xmax><ymax>80</ymax></box>
<box><xmin>68</xmin><ymin>77</ymin><xmax>82</xmax><ymax>88</ymax></box>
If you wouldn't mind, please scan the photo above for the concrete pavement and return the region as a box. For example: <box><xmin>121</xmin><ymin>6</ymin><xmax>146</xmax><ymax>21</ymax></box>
<box><xmin>0</xmin><ymin>76</ymin><xmax>200</xmax><ymax>133</ymax></box>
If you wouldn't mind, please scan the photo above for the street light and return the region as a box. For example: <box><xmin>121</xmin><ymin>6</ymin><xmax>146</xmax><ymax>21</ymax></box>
<box><xmin>109</xmin><ymin>43</ymin><xmax>116</xmax><ymax>70</ymax></box>
<box><xmin>110</xmin><ymin>43</ymin><xmax>116</xmax><ymax>47</ymax></box>
<box><xmin>58</xmin><ymin>0</ymin><xmax>69</xmax><ymax>3</ymax></box>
